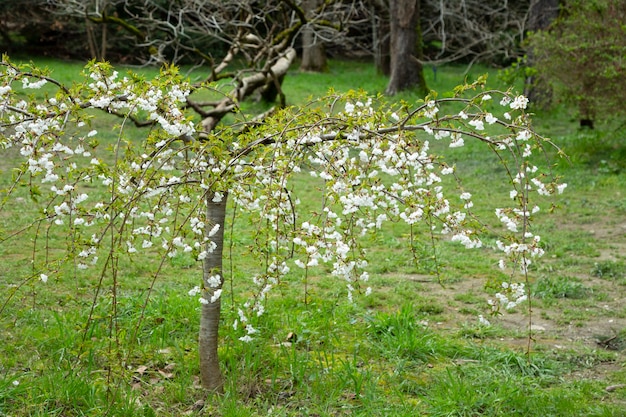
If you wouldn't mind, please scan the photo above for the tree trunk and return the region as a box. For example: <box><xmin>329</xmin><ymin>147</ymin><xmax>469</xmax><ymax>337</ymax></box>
<box><xmin>385</xmin><ymin>0</ymin><xmax>428</xmax><ymax>96</ymax></box>
<box><xmin>198</xmin><ymin>192</ymin><xmax>228</xmax><ymax>392</ymax></box>
<box><xmin>300</xmin><ymin>0</ymin><xmax>327</xmax><ymax>72</ymax></box>
<box><xmin>578</xmin><ymin>91</ymin><xmax>594</xmax><ymax>129</ymax></box>
<box><xmin>260</xmin><ymin>74</ymin><xmax>285</xmax><ymax>104</ymax></box>
<box><xmin>525</xmin><ymin>0</ymin><xmax>560</xmax><ymax>106</ymax></box>
<box><xmin>372</xmin><ymin>0</ymin><xmax>391</xmax><ymax>76</ymax></box>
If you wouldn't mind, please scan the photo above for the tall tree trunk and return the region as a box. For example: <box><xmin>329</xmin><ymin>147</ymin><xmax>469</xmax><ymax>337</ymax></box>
<box><xmin>372</xmin><ymin>0</ymin><xmax>391</xmax><ymax>76</ymax></box>
<box><xmin>300</xmin><ymin>0</ymin><xmax>327</xmax><ymax>72</ymax></box>
<box><xmin>198</xmin><ymin>192</ymin><xmax>228</xmax><ymax>392</ymax></box>
<box><xmin>385</xmin><ymin>0</ymin><xmax>428</xmax><ymax>96</ymax></box>
<box><xmin>525</xmin><ymin>0</ymin><xmax>560</xmax><ymax>107</ymax></box>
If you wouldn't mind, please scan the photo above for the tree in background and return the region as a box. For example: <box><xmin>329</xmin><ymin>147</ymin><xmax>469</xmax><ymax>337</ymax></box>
<box><xmin>385</xmin><ymin>0</ymin><xmax>428</xmax><ymax>95</ymax></box>
<box><xmin>369</xmin><ymin>0</ymin><xmax>390</xmax><ymax>75</ymax></box>
<box><xmin>361</xmin><ymin>0</ymin><xmax>533</xmax><ymax>71</ymax></box>
<box><xmin>528</xmin><ymin>0</ymin><xmax>626</xmax><ymax>128</ymax></box>
<box><xmin>420</xmin><ymin>0</ymin><xmax>530</xmax><ymax>66</ymax></box>
<box><xmin>48</xmin><ymin>0</ymin><xmax>298</xmax><ymax>67</ymax></box>
<box><xmin>47</xmin><ymin>0</ymin><xmax>367</xmax><ymax>69</ymax></box>
<box><xmin>3</xmin><ymin>1</ymin><xmax>535</xmax><ymax>70</ymax></box>
<box><xmin>0</xmin><ymin>0</ymin><xmax>90</xmax><ymax>59</ymax></box>
<box><xmin>378</xmin><ymin>0</ymin><xmax>532</xmax><ymax>95</ymax></box>
<box><xmin>300</xmin><ymin>0</ymin><xmax>328</xmax><ymax>72</ymax></box>
<box><xmin>524</xmin><ymin>0</ymin><xmax>560</xmax><ymax>107</ymax></box>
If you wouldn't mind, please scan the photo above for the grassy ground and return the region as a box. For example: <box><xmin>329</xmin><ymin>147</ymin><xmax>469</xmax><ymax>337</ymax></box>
<box><xmin>1</xmin><ymin>57</ymin><xmax>626</xmax><ymax>416</ymax></box>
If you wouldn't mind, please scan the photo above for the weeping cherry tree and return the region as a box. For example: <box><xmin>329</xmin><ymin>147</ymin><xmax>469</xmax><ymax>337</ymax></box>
<box><xmin>0</xmin><ymin>57</ymin><xmax>565</xmax><ymax>392</ymax></box>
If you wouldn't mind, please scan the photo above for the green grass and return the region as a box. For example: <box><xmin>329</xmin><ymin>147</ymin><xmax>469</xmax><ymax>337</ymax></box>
<box><xmin>2</xmin><ymin>57</ymin><xmax>626</xmax><ymax>416</ymax></box>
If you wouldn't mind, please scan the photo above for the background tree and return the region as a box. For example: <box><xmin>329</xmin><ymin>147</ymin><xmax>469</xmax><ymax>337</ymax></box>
<box><xmin>46</xmin><ymin>0</ymin><xmax>366</xmax><ymax>69</ymax></box>
<box><xmin>371</xmin><ymin>0</ymin><xmax>391</xmax><ymax>75</ymax></box>
<box><xmin>385</xmin><ymin>0</ymin><xmax>428</xmax><ymax>95</ymax></box>
<box><xmin>300</xmin><ymin>0</ymin><xmax>328</xmax><ymax>72</ymax></box>
<box><xmin>0</xmin><ymin>0</ymin><xmax>90</xmax><ymax>59</ymax></box>
<box><xmin>419</xmin><ymin>0</ymin><xmax>530</xmax><ymax>67</ymax></box>
<box><xmin>524</xmin><ymin>0</ymin><xmax>560</xmax><ymax>107</ymax></box>
<box><xmin>2</xmin><ymin>1</ymin><xmax>535</xmax><ymax>70</ymax></box>
<box><xmin>527</xmin><ymin>0</ymin><xmax>626</xmax><ymax>128</ymax></box>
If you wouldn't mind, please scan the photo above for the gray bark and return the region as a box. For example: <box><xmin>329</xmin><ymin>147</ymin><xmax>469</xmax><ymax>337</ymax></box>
<box><xmin>198</xmin><ymin>192</ymin><xmax>228</xmax><ymax>392</ymax></box>
<box><xmin>300</xmin><ymin>0</ymin><xmax>327</xmax><ymax>72</ymax></box>
<box><xmin>385</xmin><ymin>0</ymin><xmax>428</xmax><ymax>96</ymax></box>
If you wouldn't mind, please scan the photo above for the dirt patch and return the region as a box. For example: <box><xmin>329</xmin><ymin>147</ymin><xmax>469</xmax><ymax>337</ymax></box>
<box><xmin>576</xmin><ymin>220</ymin><xmax>626</xmax><ymax>262</ymax></box>
<box><xmin>398</xmin><ymin>212</ymin><xmax>626</xmax><ymax>375</ymax></box>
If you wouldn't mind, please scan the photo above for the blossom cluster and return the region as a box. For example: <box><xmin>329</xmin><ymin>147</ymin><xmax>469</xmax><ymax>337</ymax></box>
<box><xmin>0</xmin><ymin>59</ymin><xmax>208</xmax><ymax>292</ymax></box>
<box><xmin>488</xmin><ymin>282</ymin><xmax>528</xmax><ymax>314</ymax></box>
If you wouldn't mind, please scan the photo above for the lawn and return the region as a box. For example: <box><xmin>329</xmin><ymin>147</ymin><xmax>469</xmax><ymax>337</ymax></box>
<box><xmin>1</xmin><ymin>56</ymin><xmax>625</xmax><ymax>416</ymax></box>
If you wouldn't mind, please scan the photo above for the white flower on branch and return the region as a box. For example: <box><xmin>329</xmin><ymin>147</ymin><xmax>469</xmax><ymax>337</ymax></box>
<box><xmin>485</xmin><ymin>113</ymin><xmax>497</xmax><ymax>124</ymax></box>
<box><xmin>449</xmin><ymin>133</ymin><xmax>464</xmax><ymax>148</ymax></box>
<box><xmin>469</xmin><ymin>119</ymin><xmax>485</xmax><ymax>130</ymax></box>
<box><xmin>22</xmin><ymin>78</ymin><xmax>47</xmax><ymax>89</ymax></box>
<box><xmin>510</xmin><ymin>95</ymin><xmax>529</xmax><ymax>110</ymax></box>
